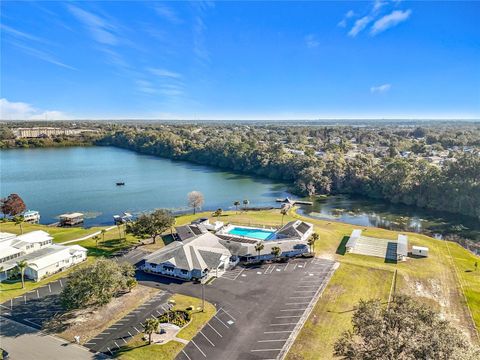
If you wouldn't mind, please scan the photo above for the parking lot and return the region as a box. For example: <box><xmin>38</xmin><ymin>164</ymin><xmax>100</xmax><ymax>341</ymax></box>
<box><xmin>84</xmin><ymin>290</ymin><xmax>171</xmax><ymax>355</ymax></box>
<box><xmin>0</xmin><ymin>248</ymin><xmax>150</xmax><ymax>330</ymax></box>
<box><xmin>140</xmin><ymin>257</ymin><xmax>338</xmax><ymax>360</ymax></box>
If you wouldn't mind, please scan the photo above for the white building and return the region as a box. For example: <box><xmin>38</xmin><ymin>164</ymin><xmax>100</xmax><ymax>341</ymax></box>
<box><xmin>0</xmin><ymin>231</ymin><xmax>87</xmax><ymax>282</ymax></box>
<box><xmin>144</xmin><ymin>232</ymin><xmax>231</xmax><ymax>281</ymax></box>
<box><xmin>412</xmin><ymin>246</ymin><xmax>429</xmax><ymax>257</ymax></box>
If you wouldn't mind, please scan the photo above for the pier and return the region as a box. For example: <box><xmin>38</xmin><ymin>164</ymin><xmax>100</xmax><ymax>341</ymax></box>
<box><xmin>276</xmin><ymin>197</ymin><xmax>313</xmax><ymax>206</ymax></box>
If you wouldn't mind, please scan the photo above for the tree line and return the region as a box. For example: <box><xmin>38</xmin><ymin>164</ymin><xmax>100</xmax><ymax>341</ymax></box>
<box><xmin>98</xmin><ymin>128</ymin><xmax>480</xmax><ymax>219</ymax></box>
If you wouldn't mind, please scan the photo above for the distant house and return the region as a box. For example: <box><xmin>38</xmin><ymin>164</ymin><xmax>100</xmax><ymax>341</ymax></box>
<box><xmin>191</xmin><ymin>218</ymin><xmax>224</xmax><ymax>231</ymax></box>
<box><xmin>23</xmin><ymin>210</ymin><xmax>40</xmax><ymax>224</ymax></box>
<box><xmin>143</xmin><ymin>232</ymin><xmax>231</xmax><ymax>280</ymax></box>
<box><xmin>0</xmin><ymin>231</ymin><xmax>87</xmax><ymax>282</ymax></box>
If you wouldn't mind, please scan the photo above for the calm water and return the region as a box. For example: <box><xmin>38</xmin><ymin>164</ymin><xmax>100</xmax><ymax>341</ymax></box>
<box><xmin>1</xmin><ymin>147</ymin><xmax>290</xmax><ymax>226</ymax></box>
<box><xmin>1</xmin><ymin>146</ymin><xmax>478</xmax><ymax>253</ymax></box>
<box><xmin>299</xmin><ymin>195</ymin><xmax>480</xmax><ymax>254</ymax></box>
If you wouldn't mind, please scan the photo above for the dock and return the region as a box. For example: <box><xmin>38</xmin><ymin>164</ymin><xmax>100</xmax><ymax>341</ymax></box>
<box><xmin>276</xmin><ymin>197</ymin><xmax>313</xmax><ymax>206</ymax></box>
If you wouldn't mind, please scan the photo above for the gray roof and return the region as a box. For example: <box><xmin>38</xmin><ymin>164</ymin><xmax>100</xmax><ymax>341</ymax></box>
<box><xmin>144</xmin><ymin>232</ymin><xmax>230</xmax><ymax>271</ymax></box>
<box><xmin>277</xmin><ymin>220</ymin><xmax>312</xmax><ymax>239</ymax></box>
<box><xmin>175</xmin><ymin>224</ymin><xmax>208</xmax><ymax>241</ymax></box>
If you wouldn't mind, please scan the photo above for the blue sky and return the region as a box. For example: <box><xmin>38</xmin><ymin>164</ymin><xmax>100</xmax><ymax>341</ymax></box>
<box><xmin>1</xmin><ymin>1</ymin><xmax>479</xmax><ymax>120</ymax></box>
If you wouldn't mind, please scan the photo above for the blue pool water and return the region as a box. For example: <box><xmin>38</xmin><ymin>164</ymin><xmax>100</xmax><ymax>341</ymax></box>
<box><xmin>228</xmin><ymin>227</ymin><xmax>276</xmax><ymax>240</ymax></box>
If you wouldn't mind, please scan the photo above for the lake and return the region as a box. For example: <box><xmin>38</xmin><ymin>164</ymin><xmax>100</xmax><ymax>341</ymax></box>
<box><xmin>1</xmin><ymin>146</ymin><xmax>479</xmax><ymax>254</ymax></box>
<box><xmin>1</xmin><ymin>147</ymin><xmax>290</xmax><ymax>226</ymax></box>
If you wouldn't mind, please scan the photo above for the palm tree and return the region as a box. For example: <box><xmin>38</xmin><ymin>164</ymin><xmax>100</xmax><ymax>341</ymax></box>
<box><xmin>13</xmin><ymin>216</ymin><xmax>25</xmax><ymax>235</ymax></box>
<box><xmin>280</xmin><ymin>207</ymin><xmax>289</xmax><ymax>226</ymax></box>
<box><xmin>254</xmin><ymin>242</ymin><xmax>264</xmax><ymax>260</ymax></box>
<box><xmin>16</xmin><ymin>260</ymin><xmax>28</xmax><ymax>289</ymax></box>
<box><xmin>271</xmin><ymin>246</ymin><xmax>281</xmax><ymax>261</ymax></box>
<box><xmin>143</xmin><ymin>318</ymin><xmax>160</xmax><ymax>345</ymax></box>
<box><xmin>308</xmin><ymin>233</ymin><xmax>319</xmax><ymax>253</ymax></box>
<box><xmin>101</xmin><ymin>229</ymin><xmax>106</xmax><ymax>242</ymax></box>
<box><xmin>93</xmin><ymin>235</ymin><xmax>100</xmax><ymax>249</ymax></box>
<box><xmin>233</xmin><ymin>201</ymin><xmax>240</xmax><ymax>213</ymax></box>
<box><xmin>243</xmin><ymin>199</ymin><xmax>249</xmax><ymax>211</ymax></box>
<box><xmin>117</xmin><ymin>224</ymin><xmax>123</xmax><ymax>240</ymax></box>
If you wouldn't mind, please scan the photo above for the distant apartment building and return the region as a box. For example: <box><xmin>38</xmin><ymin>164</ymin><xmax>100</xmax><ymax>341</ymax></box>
<box><xmin>13</xmin><ymin>127</ymin><xmax>91</xmax><ymax>139</ymax></box>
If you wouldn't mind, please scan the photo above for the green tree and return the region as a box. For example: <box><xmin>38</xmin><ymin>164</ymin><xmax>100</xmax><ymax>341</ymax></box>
<box><xmin>233</xmin><ymin>201</ymin><xmax>240</xmax><ymax>213</ymax></box>
<box><xmin>308</xmin><ymin>233</ymin><xmax>319</xmax><ymax>253</ymax></box>
<box><xmin>1</xmin><ymin>193</ymin><xmax>26</xmax><ymax>218</ymax></box>
<box><xmin>143</xmin><ymin>318</ymin><xmax>160</xmax><ymax>345</ymax></box>
<box><xmin>334</xmin><ymin>295</ymin><xmax>479</xmax><ymax>359</ymax></box>
<box><xmin>213</xmin><ymin>208</ymin><xmax>223</xmax><ymax>220</ymax></box>
<box><xmin>254</xmin><ymin>242</ymin><xmax>264</xmax><ymax>259</ymax></box>
<box><xmin>16</xmin><ymin>260</ymin><xmax>28</xmax><ymax>289</ymax></box>
<box><xmin>92</xmin><ymin>235</ymin><xmax>100</xmax><ymax>249</ymax></box>
<box><xmin>126</xmin><ymin>209</ymin><xmax>175</xmax><ymax>243</ymax></box>
<box><xmin>100</xmin><ymin>229</ymin><xmax>106</xmax><ymax>242</ymax></box>
<box><xmin>271</xmin><ymin>246</ymin><xmax>281</xmax><ymax>261</ymax></box>
<box><xmin>243</xmin><ymin>199</ymin><xmax>249</xmax><ymax>210</ymax></box>
<box><xmin>280</xmin><ymin>206</ymin><xmax>289</xmax><ymax>225</ymax></box>
<box><xmin>61</xmin><ymin>258</ymin><xmax>135</xmax><ymax>309</ymax></box>
<box><xmin>13</xmin><ymin>215</ymin><xmax>25</xmax><ymax>234</ymax></box>
<box><xmin>126</xmin><ymin>278</ymin><xmax>137</xmax><ymax>292</ymax></box>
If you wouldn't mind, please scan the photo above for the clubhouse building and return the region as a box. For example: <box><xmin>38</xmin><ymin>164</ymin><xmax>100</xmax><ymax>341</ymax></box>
<box><xmin>143</xmin><ymin>220</ymin><xmax>313</xmax><ymax>281</ymax></box>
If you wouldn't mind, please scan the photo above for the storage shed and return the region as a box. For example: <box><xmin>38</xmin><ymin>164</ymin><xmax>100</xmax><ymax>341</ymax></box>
<box><xmin>412</xmin><ymin>246</ymin><xmax>429</xmax><ymax>257</ymax></box>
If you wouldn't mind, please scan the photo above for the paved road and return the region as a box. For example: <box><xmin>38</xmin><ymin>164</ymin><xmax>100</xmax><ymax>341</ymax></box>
<box><xmin>0</xmin><ymin>316</ymin><xmax>107</xmax><ymax>360</ymax></box>
<box><xmin>139</xmin><ymin>257</ymin><xmax>338</xmax><ymax>360</ymax></box>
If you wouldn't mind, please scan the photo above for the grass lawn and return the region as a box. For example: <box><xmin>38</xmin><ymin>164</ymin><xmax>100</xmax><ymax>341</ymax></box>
<box><xmin>116</xmin><ymin>294</ymin><xmax>216</xmax><ymax>360</ymax></box>
<box><xmin>0</xmin><ymin>221</ymin><xmax>110</xmax><ymax>243</ymax></box>
<box><xmin>286</xmin><ymin>263</ymin><xmax>393</xmax><ymax>360</ymax></box>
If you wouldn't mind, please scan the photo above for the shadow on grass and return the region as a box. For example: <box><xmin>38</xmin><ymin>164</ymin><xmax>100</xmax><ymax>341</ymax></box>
<box><xmin>336</xmin><ymin>236</ymin><xmax>349</xmax><ymax>255</ymax></box>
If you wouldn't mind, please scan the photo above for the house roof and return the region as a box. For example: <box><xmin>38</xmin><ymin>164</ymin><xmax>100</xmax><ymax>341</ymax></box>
<box><xmin>16</xmin><ymin>230</ymin><xmax>53</xmax><ymax>243</ymax></box>
<box><xmin>346</xmin><ymin>229</ymin><xmax>362</xmax><ymax>248</ymax></box>
<box><xmin>175</xmin><ymin>224</ymin><xmax>208</xmax><ymax>241</ymax></box>
<box><xmin>145</xmin><ymin>232</ymin><xmax>230</xmax><ymax>271</ymax></box>
<box><xmin>2</xmin><ymin>244</ymin><xmax>87</xmax><ymax>271</ymax></box>
<box><xmin>276</xmin><ymin>220</ymin><xmax>313</xmax><ymax>239</ymax></box>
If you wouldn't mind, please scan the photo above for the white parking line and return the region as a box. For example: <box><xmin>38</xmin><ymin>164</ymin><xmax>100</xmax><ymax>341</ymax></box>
<box><xmin>264</xmin><ymin>264</ymin><xmax>272</xmax><ymax>274</ymax></box>
<box><xmin>84</xmin><ymin>342</ymin><xmax>96</xmax><ymax>345</ymax></box>
<box><xmin>190</xmin><ymin>339</ymin><xmax>206</xmax><ymax>357</ymax></box>
<box><xmin>269</xmin><ymin>323</ymin><xmax>297</xmax><ymax>326</ymax></box>
<box><xmin>134</xmin><ymin>326</ymin><xmax>141</xmax><ymax>333</ymax></box>
<box><xmin>206</xmin><ymin>323</ymin><xmax>223</xmax><ymax>337</ymax></box>
<box><xmin>107</xmin><ymin>347</ymin><xmax>113</xmax><ymax>355</ymax></box>
<box><xmin>199</xmin><ymin>330</ymin><xmax>215</xmax><ymax>346</ymax></box>
<box><xmin>280</xmin><ymin>308</ymin><xmax>306</xmax><ymax>312</ymax></box>
<box><xmin>232</xmin><ymin>268</ymin><xmax>245</xmax><ymax>280</ymax></box>
<box><xmin>182</xmin><ymin>350</ymin><xmax>192</xmax><ymax>360</ymax></box>
<box><xmin>128</xmin><ymin>331</ymin><xmax>133</xmax><ymax>337</ymax></box>
<box><xmin>258</xmin><ymin>339</ymin><xmax>288</xmax><ymax>342</ymax></box>
<box><xmin>91</xmin><ymin>336</ymin><xmax>103</xmax><ymax>340</ymax></box>
<box><xmin>213</xmin><ymin>315</ymin><xmax>229</xmax><ymax>328</ymax></box>
<box><xmin>289</xmin><ymin>296</ymin><xmax>312</xmax><ymax>299</ymax></box>
<box><xmin>285</xmin><ymin>302</ymin><xmax>310</xmax><ymax>306</ymax></box>
<box><xmin>297</xmin><ymin>285</ymin><xmax>320</xmax><ymax>288</ymax></box>
<box><xmin>275</xmin><ymin>315</ymin><xmax>302</xmax><ymax>319</ymax></box>
<box><xmin>284</xmin><ymin>263</ymin><xmax>289</xmax><ymax>271</ymax></box>
<box><xmin>122</xmin><ymin>338</ymin><xmax>128</xmax><ymax>344</ymax></box>
<box><xmin>294</xmin><ymin>290</ymin><xmax>316</xmax><ymax>293</ymax></box>
<box><xmin>251</xmin><ymin>348</ymin><xmax>282</xmax><ymax>352</ymax></box>
<box><xmin>220</xmin><ymin>308</ymin><xmax>236</xmax><ymax>321</ymax></box>
<box><xmin>114</xmin><ymin>341</ymin><xmax>120</xmax><ymax>349</ymax></box>
<box><xmin>59</xmin><ymin>279</ymin><xmax>63</xmax><ymax>287</ymax></box>
<box><xmin>264</xmin><ymin>331</ymin><xmax>292</xmax><ymax>334</ymax></box>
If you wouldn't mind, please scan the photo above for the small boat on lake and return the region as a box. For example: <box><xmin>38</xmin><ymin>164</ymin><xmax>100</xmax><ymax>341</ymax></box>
<box><xmin>116</xmin><ymin>182</ymin><xmax>125</xmax><ymax>186</ymax></box>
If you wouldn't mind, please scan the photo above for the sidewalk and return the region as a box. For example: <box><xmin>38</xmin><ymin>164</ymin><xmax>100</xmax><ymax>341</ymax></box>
<box><xmin>61</xmin><ymin>226</ymin><xmax>116</xmax><ymax>244</ymax></box>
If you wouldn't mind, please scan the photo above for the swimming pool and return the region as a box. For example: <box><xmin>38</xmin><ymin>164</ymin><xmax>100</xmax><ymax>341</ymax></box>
<box><xmin>227</xmin><ymin>227</ymin><xmax>276</xmax><ymax>241</ymax></box>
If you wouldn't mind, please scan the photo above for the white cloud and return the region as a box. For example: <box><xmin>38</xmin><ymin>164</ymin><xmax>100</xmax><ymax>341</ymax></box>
<box><xmin>346</xmin><ymin>10</ymin><xmax>356</xmax><ymax>18</ymax></box>
<box><xmin>154</xmin><ymin>4</ymin><xmax>182</xmax><ymax>24</ymax></box>
<box><xmin>305</xmin><ymin>34</ymin><xmax>319</xmax><ymax>48</ymax></box>
<box><xmin>148</xmin><ymin>68</ymin><xmax>182</xmax><ymax>79</ymax></box>
<box><xmin>348</xmin><ymin>16</ymin><xmax>372</xmax><ymax>37</ymax></box>
<box><xmin>370</xmin><ymin>83</ymin><xmax>392</xmax><ymax>94</ymax></box>
<box><xmin>338</xmin><ymin>10</ymin><xmax>355</xmax><ymax>28</ymax></box>
<box><xmin>0</xmin><ymin>98</ymin><xmax>69</xmax><ymax>120</ymax></box>
<box><xmin>67</xmin><ymin>5</ymin><xmax>118</xmax><ymax>45</ymax></box>
<box><xmin>6</xmin><ymin>41</ymin><xmax>76</xmax><ymax>70</ymax></box>
<box><xmin>371</xmin><ymin>9</ymin><xmax>412</xmax><ymax>35</ymax></box>
<box><xmin>373</xmin><ymin>0</ymin><xmax>387</xmax><ymax>12</ymax></box>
